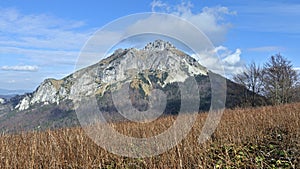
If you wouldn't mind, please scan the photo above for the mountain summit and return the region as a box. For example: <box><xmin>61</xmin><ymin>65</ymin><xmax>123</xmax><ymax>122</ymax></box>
<box><xmin>15</xmin><ymin>40</ymin><xmax>208</xmax><ymax>111</ymax></box>
<box><xmin>144</xmin><ymin>39</ymin><xmax>175</xmax><ymax>50</ymax></box>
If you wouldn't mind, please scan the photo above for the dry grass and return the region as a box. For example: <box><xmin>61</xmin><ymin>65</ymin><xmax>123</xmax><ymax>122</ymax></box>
<box><xmin>0</xmin><ymin>103</ymin><xmax>299</xmax><ymax>168</ymax></box>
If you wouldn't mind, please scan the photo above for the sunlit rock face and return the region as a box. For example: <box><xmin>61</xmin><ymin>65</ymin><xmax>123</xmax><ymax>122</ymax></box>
<box><xmin>0</xmin><ymin>98</ymin><xmax>5</xmax><ymax>104</ymax></box>
<box><xmin>15</xmin><ymin>40</ymin><xmax>208</xmax><ymax>111</ymax></box>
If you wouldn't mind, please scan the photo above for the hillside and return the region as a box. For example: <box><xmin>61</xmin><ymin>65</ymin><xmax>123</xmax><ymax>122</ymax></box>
<box><xmin>0</xmin><ymin>103</ymin><xmax>298</xmax><ymax>168</ymax></box>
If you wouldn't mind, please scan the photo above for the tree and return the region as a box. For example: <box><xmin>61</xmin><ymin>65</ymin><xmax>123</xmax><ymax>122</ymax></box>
<box><xmin>291</xmin><ymin>78</ymin><xmax>300</xmax><ymax>102</ymax></box>
<box><xmin>262</xmin><ymin>54</ymin><xmax>298</xmax><ymax>105</ymax></box>
<box><xmin>234</xmin><ymin>62</ymin><xmax>263</xmax><ymax>106</ymax></box>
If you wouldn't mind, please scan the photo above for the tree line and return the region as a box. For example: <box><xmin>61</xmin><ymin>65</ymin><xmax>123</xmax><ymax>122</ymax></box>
<box><xmin>233</xmin><ymin>53</ymin><xmax>300</xmax><ymax>106</ymax></box>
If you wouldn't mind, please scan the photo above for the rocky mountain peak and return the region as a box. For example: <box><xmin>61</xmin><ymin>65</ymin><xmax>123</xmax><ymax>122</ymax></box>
<box><xmin>144</xmin><ymin>39</ymin><xmax>174</xmax><ymax>51</ymax></box>
<box><xmin>13</xmin><ymin>40</ymin><xmax>209</xmax><ymax>111</ymax></box>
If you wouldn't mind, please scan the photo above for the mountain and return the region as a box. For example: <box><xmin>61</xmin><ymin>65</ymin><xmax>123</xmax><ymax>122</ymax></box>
<box><xmin>14</xmin><ymin>40</ymin><xmax>207</xmax><ymax>111</ymax></box>
<box><xmin>0</xmin><ymin>88</ymin><xmax>31</xmax><ymax>96</ymax></box>
<box><xmin>0</xmin><ymin>89</ymin><xmax>31</xmax><ymax>103</ymax></box>
<box><xmin>0</xmin><ymin>89</ymin><xmax>31</xmax><ymax>104</ymax></box>
<box><xmin>0</xmin><ymin>40</ymin><xmax>267</xmax><ymax>132</ymax></box>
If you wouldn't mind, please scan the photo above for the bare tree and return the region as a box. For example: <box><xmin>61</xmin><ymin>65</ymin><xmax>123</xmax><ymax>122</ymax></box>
<box><xmin>234</xmin><ymin>62</ymin><xmax>263</xmax><ymax>106</ymax></box>
<box><xmin>262</xmin><ymin>54</ymin><xmax>298</xmax><ymax>105</ymax></box>
<box><xmin>291</xmin><ymin>76</ymin><xmax>300</xmax><ymax>102</ymax></box>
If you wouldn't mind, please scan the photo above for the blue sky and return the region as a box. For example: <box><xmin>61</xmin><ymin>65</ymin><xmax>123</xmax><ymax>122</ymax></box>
<box><xmin>0</xmin><ymin>0</ymin><xmax>300</xmax><ymax>91</ymax></box>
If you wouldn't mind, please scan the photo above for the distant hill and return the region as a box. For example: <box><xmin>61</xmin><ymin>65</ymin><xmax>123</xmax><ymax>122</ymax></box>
<box><xmin>0</xmin><ymin>88</ymin><xmax>31</xmax><ymax>97</ymax></box>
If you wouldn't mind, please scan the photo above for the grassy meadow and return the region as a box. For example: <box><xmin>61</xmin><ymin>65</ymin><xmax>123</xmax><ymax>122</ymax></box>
<box><xmin>0</xmin><ymin>103</ymin><xmax>299</xmax><ymax>168</ymax></box>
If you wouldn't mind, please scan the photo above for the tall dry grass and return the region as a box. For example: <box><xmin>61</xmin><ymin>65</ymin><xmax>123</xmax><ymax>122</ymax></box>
<box><xmin>0</xmin><ymin>103</ymin><xmax>299</xmax><ymax>168</ymax></box>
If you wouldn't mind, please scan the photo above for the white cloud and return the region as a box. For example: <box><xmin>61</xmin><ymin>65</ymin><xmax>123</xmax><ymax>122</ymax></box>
<box><xmin>216</xmin><ymin>47</ymin><xmax>244</xmax><ymax>75</ymax></box>
<box><xmin>0</xmin><ymin>2</ymin><xmax>242</xmax><ymax>89</ymax></box>
<box><xmin>0</xmin><ymin>8</ymin><xmax>87</xmax><ymax>36</ymax></box>
<box><xmin>0</xmin><ymin>8</ymin><xmax>105</xmax><ymax>90</ymax></box>
<box><xmin>248</xmin><ymin>46</ymin><xmax>284</xmax><ymax>52</ymax></box>
<box><xmin>151</xmin><ymin>0</ymin><xmax>170</xmax><ymax>12</ymax></box>
<box><xmin>150</xmin><ymin>1</ymin><xmax>235</xmax><ymax>45</ymax></box>
<box><xmin>149</xmin><ymin>1</ymin><xmax>243</xmax><ymax>75</ymax></box>
<box><xmin>195</xmin><ymin>46</ymin><xmax>244</xmax><ymax>76</ymax></box>
<box><xmin>222</xmin><ymin>48</ymin><xmax>242</xmax><ymax>65</ymax></box>
<box><xmin>0</xmin><ymin>7</ymin><xmax>98</xmax><ymax>90</ymax></box>
<box><xmin>0</xmin><ymin>8</ymin><xmax>93</xmax><ymax>62</ymax></box>
<box><xmin>1</xmin><ymin>65</ymin><xmax>39</xmax><ymax>72</ymax></box>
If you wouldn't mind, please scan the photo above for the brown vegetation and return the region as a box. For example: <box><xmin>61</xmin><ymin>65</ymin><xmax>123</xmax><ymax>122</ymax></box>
<box><xmin>0</xmin><ymin>103</ymin><xmax>299</xmax><ymax>168</ymax></box>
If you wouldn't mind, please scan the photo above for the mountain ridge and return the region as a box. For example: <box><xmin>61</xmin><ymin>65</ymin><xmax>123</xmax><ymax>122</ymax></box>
<box><xmin>15</xmin><ymin>39</ymin><xmax>209</xmax><ymax>111</ymax></box>
<box><xmin>0</xmin><ymin>40</ymin><xmax>268</xmax><ymax>132</ymax></box>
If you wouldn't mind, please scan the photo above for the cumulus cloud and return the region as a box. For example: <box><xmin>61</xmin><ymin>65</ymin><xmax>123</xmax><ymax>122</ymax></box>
<box><xmin>148</xmin><ymin>1</ymin><xmax>243</xmax><ymax>75</ymax></box>
<box><xmin>150</xmin><ymin>1</ymin><xmax>235</xmax><ymax>45</ymax></box>
<box><xmin>195</xmin><ymin>46</ymin><xmax>244</xmax><ymax>76</ymax></box>
<box><xmin>215</xmin><ymin>46</ymin><xmax>244</xmax><ymax>75</ymax></box>
<box><xmin>220</xmin><ymin>48</ymin><xmax>244</xmax><ymax>75</ymax></box>
<box><xmin>1</xmin><ymin>65</ymin><xmax>39</xmax><ymax>72</ymax></box>
<box><xmin>151</xmin><ymin>0</ymin><xmax>170</xmax><ymax>12</ymax></box>
<box><xmin>221</xmin><ymin>48</ymin><xmax>242</xmax><ymax>65</ymax></box>
<box><xmin>0</xmin><ymin>2</ymin><xmax>243</xmax><ymax>89</ymax></box>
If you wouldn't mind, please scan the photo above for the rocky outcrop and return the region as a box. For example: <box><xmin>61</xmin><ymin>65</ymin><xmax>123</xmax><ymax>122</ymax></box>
<box><xmin>14</xmin><ymin>40</ymin><xmax>209</xmax><ymax>111</ymax></box>
<box><xmin>144</xmin><ymin>39</ymin><xmax>174</xmax><ymax>51</ymax></box>
<box><xmin>15</xmin><ymin>95</ymin><xmax>30</xmax><ymax>110</ymax></box>
<box><xmin>0</xmin><ymin>98</ymin><xmax>5</xmax><ymax>104</ymax></box>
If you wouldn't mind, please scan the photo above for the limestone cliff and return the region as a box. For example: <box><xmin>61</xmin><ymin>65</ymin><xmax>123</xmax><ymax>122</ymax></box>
<box><xmin>15</xmin><ymin>40</ymin><xmax>208</xmax><ymax>111</ymax></box>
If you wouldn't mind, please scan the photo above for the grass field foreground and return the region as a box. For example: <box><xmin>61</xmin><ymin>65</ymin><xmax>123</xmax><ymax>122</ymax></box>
<box><xmin>0</xmin><ymin>103</ymin><xmax>299</xmax><ymax>168</ymax></box>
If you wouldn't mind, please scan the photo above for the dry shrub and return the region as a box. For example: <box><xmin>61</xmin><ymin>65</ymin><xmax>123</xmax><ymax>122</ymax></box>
<box><xmin>0</xmin><ymin>103</ymin><xmax>299</xmax><ymax>168</ymax></box>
